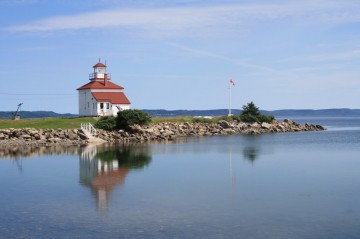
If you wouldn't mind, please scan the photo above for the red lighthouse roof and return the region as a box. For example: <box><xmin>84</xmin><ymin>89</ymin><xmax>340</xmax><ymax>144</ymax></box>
<box><xmin>92</xmin><ymin>92</ymin><xmax>131</xmax><ymax>104</ymax></box>
<box><xmin>76</xmin><ymin>81</ymin><xmax>124</xmax><ymax>90</ymax></box>
<box><xmin>93</xmin><ymin>62</ymin><xmax>106</xmax><ymax>68</ymax></box>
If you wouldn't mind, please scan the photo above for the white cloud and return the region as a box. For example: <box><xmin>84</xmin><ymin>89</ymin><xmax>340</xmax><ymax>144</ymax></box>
<box><xmin>4</xmin><ymin>0</ymin><xmax>360</xmax><ymax>36</ymax></box>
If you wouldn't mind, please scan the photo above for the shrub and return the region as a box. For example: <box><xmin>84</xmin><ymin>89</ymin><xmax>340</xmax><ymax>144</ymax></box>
<box><xmin>116</xmin><ymin>109</ymin><xmax>152</xmax><ymax>129</ymax></box>
<box><xmin>94</xmin><ymin>116</ymin><xmax>116</xmax><ymax>130</ymax></box>
<box><xmin>257</xmin><ymin>114</ymin><xmax>275</xmax><ymax>123</ymax></box>
<box><xmin>239</xmin><ymin>114</ymin><xmax>259</xmax><ymax>123</ymax></box>
<box><xmin>192</xmin><ymin>117</ymin><xmax>213</xmax><ymax>123</ymax></box>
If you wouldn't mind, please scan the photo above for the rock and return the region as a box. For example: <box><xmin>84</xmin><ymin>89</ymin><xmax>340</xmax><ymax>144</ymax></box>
<box><xmin>261</xmin><ymin>122</ymin><xmax>271</xmax><ymax>129</ymax></box>
<box><xmin>218</xmin><ymin>120</ymin><xmax>232</xmax><ymax>129</ymax></box>
<box><xmin>283</xmin><ymin>119</ymin><xmax>294</xmax><ymax>125</ymax></box>
<box><xmin>162</xmin><ymin>129</ymin><xmax>175</xmax><ymax>136</ymax></box>
<box><xmin>223</xmin><ymin>128</ymin><xmax>235</xmax><ymax>134</ymax></box>
<box><xmin>20</xmin><ymin>134</ymin><xmax>32</xmax><ymax>140</ymax></box>
<box><xmin>77</xmin><ymin>131</ymin><xmax>88</xmax><ymax>140</ymax></box>
<box><xmin>34</xmin><ymin>134</ymin><xmax>42</xmax><ymax>140</ymax></box>
<box><xmin>316</xmin><ymin>125</ymin><xmax>326</xmax><ymax>130</ymax></box>
<box><xmin>47</xmin><ymin>137</ymin><xmax>62</xmax><ymax>143</ymax></box>
<box><xmin>250</xmin><ymin>122</ymin><xmax>260</xmax><ymax>128</ymax></box>
<box><xmin>67</xmin><ymin>132</ymin><xmax>78</xmax><ymax>140</ymax></box>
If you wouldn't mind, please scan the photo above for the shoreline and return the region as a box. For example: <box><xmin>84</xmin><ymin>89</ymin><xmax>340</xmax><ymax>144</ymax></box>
<box><xmin>0</xmin><ymin>119</ymin><xmax>325</xmax><ymax>148</ymax></box>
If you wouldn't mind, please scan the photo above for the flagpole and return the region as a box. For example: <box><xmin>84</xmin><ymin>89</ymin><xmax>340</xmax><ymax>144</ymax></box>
<box><xmin>228</xmin><ymin>80</ymin><xmax>232</xmax><ymax>116</ymax></box>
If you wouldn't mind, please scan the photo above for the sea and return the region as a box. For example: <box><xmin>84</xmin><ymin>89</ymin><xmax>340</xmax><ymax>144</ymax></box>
<box><xmin>0</xmin><ymin>117</ymin><xmax>359</xmax><ymax>239</ymax></box>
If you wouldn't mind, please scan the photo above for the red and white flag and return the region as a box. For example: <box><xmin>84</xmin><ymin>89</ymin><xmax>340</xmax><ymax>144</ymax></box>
<box><xmin>230</xmin><ymin>79</ymin><xmax>235</xmax><ymax>86</ymax></box>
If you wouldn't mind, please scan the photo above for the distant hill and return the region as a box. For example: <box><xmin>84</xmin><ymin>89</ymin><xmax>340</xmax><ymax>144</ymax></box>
<box><xmin>1</xmin><ymin>108</ymin><xmax>360</xmax><ymax>119</ymax></box>
<box><xmin>143</xmin><ymin>109</ymin><xmax>360</xmax><ymax>118</ymax></box>
<box><xmin>0</xmin><ymin>111</ymin><xmax>77</xmax><ymax>119</ymax></box>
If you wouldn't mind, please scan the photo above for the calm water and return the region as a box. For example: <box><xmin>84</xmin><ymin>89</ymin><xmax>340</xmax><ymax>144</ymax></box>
<box><xmin>1</xmin><ymin>117</ymin><xmax>360</xmax><ymax>239</ymax></box>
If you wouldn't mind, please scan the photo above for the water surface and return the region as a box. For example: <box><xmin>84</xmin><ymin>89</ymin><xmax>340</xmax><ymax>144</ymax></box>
<box><xmin>1</xmin><ymin>117</ymin><xmax>360</xmax><ymax>238</ymax></box>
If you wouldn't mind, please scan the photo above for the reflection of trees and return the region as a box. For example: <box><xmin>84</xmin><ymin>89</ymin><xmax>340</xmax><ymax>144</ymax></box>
<box><xmin>79</xmin><ymin>144</ymin><xmax>152</xmax><ymax>211</ymax></box>
<box><xmin>95</xmin><ymin>146</ymin><xmax>152</xmax><ymax>170</ymax></box>
<box><xmin>243</xmin><ymin>147</ymin><xmax>259</xmax><ymax>163</ymax></box>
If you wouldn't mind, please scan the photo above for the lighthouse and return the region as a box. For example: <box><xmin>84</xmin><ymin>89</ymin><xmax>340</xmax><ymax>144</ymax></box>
<box><xmin>77</xmin><ymin>61</ymin><xmax>131</xmax><ymax>116</ymax></box>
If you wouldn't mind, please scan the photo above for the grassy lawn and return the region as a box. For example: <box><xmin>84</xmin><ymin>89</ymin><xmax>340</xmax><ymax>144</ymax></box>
<box><xmin>152</xmin><ymin>116</ymin><xmax>195</xmax><ymax>123</ymax></box>
<box><xmin>152</xmin><ymin>116</ymin><xmax>227</xmax><ymax>124</ymax></box>
<box><xmin>0</xmin><ymin>117</ymin><xmax>97</xmax><ymax>129</ymax></box>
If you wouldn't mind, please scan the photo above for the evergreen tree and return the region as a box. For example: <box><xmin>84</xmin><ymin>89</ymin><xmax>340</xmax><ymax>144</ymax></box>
<box><xmin>239</xmin><ymin>101</ymin><xmax>275</xmax><ymax>123</ymax></box>
<box><xmin>241</xmin><ymin>101</ymin><xmax>260</xmax><ymax>116</ymax></box>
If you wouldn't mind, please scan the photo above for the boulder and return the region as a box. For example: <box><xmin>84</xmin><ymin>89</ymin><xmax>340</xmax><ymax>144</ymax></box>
<box><xmin>67</xmin><ymin>132</ymin><xmax>78</xmax><ymax>140</ymax></box>
<box><xmin>316</xmin><ymin>125</ymin><xmax>326</xmax><ymax>130</ymax></box>
<box><xmin>77</xmin><ymin>131</ymin><xmax>88</xmax><ymax>140</ymax></box>
<box><xmin>283</xmin><ymin>119</ymin><xmax>294</xmax><ymax>125</ymax></box>
<box><xmin>20</xmin><ymin>134</ymin><xmax>32</xmax><ymax>140</ymax></box>
<box><xmin>218</xmin><ymin>120</ymin><xmax>232</xmax><ymax>129</ymax></box>
<box><xmin>261</xmin><ymin>122</ymin><xmax>271</xmax><ymax>129</ymax></box>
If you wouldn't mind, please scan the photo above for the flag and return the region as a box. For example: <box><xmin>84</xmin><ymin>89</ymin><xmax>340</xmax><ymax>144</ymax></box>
<box><xmin>230</xmin><ymin>79</ymin><xmax>235</xmax><ymax>86</ymax></box>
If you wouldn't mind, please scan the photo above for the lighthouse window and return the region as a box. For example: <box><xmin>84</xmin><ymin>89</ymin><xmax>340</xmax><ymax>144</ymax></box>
<box><xmin>100</xmin><ymin>103</ymin><xmax>104</xmax><ymax>109</ymax></box>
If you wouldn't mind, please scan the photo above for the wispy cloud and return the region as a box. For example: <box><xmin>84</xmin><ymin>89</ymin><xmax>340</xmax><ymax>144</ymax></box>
<box><xmin>4</xmin><ymin>0</ymin><xmax>360</xmax><ymax>36</ymax></box>
<box><xmin>0</xmin><ymin>0</ymin><xmax>38</xmax><ymax>5</ymax></box>
<box><xmin>19</xmin><ymin>45</ymin><xmax>60</xmax><ymax>51</ymax></box>
<box><xmin>167</xmin><ymin>42</ymin><xmax>274</xmax><ymax>71</ymax></box>
<box><xmin>285</xmin><ymin>49</ymin><xmax>360</xmax><ymax>62</ymax></box>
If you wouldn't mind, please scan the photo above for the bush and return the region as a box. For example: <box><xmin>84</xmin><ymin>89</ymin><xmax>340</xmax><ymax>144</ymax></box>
<box><xmin>239</xmin><ymin>114</ymin><xmax>259</xmax><ymax>123</ymax></box>
<box><xmin>116</xmin><ymin>109</ymin><xmax>152</xmax><ymax>129</ymax></box>
<box><xmin>257</xmin><ymin>114</ymin><xmax>275</xmax><ymax>123</ymax></box>
<box><xmin>94</xmin><ymin>116</ymin><xmax>116</xmax><ymax>130</ymax></box>
<box><xmin>192</xmin><ymin>117</ymin><xmax>213</xmax><ymax>123</ymax></box>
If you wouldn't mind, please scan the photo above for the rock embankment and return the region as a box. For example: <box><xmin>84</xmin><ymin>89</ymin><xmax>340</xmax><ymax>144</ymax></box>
<box><xmin>96</xmin><ymin>119</ymin><xmax>325</xmax><ymax>143</ymax></box>
<box><xmin>0</xmin><ymin>128</ymin><xmax>89</xmax><ymax>147</ymax></box>
<box><xmin>0</xmin><ymin>119</ymin><xmax>325</xmax><ymax>147</ymax></box>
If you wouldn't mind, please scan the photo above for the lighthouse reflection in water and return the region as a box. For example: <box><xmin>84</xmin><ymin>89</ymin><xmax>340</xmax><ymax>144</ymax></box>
<box><xmin>79</xmin><ymin>144</ymin><xmax>152</xmax><ymax>211</ymax></box>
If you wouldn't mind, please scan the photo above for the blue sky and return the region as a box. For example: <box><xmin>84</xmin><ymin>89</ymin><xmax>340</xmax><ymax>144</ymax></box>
<box><xmin>1</xmin><ymin>0</ymin><xmax>359</xmax><ymax>113</ymax></box>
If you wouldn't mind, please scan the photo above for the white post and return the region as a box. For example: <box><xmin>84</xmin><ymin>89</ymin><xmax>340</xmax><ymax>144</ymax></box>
<box><xmin>228</xmin><ymin>81</ymin><xmax>232</xmax><ymax>116</ymax></box>
<box><xmin>228</xmin><ymin>79</ymin><xmax>234</xmax><ymax>116</ymax></box>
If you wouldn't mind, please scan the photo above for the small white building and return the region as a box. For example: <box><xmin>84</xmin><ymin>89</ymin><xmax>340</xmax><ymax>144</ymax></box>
<box><xmin>77</xmin><ymin>61</ymin><xmax>131</xmax><ymax>116</ymax></box>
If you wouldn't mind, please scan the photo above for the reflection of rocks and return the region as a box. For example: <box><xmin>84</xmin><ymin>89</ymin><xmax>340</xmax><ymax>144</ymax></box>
<box><xmin>79</xmin><ymin>144</ymin><xmax>152</xmax><ymax>211</ymax></box>
<box><xmin>0</xmin><ymin>145</ymin><xmax>81</xmax><ymax>159</ymax></box>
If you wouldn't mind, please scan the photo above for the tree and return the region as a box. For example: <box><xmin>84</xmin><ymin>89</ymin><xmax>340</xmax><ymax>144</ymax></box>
<box><xmin>116</xmin><ymin>109</ymin><xmax>152</xmax><ymax>129</ymax></box>
<box><xmin>239</xmin><ymin>101</ymin><xmax>275</xmax><ymax>123</ymax></box>
<box><xmin>241</xmin><ymin>101</ymin><xmax>260</xmax><ymax>116</ymax></box>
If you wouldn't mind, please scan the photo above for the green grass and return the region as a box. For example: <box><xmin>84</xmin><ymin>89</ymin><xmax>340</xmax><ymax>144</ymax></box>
<box><xmin>0</xmin><ymin>117</ymin><xmax>97</xmax><ymax>129</ymax></box>
<box><xmin>151</xmin><ymin>116</ymin><xmax>230</xmax><ymax>124</ymax></box>
<box><xmin>152</xmin><ymin>116</ymin><xmax>195</xmax><ymax>123</ymax></box>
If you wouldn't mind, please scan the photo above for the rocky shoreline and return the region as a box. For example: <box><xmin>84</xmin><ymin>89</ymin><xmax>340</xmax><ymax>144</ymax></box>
<box><xmin>0</xmin><ymin>119</ymin><xmax>325</xmax><ymax>148</ymax></box>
